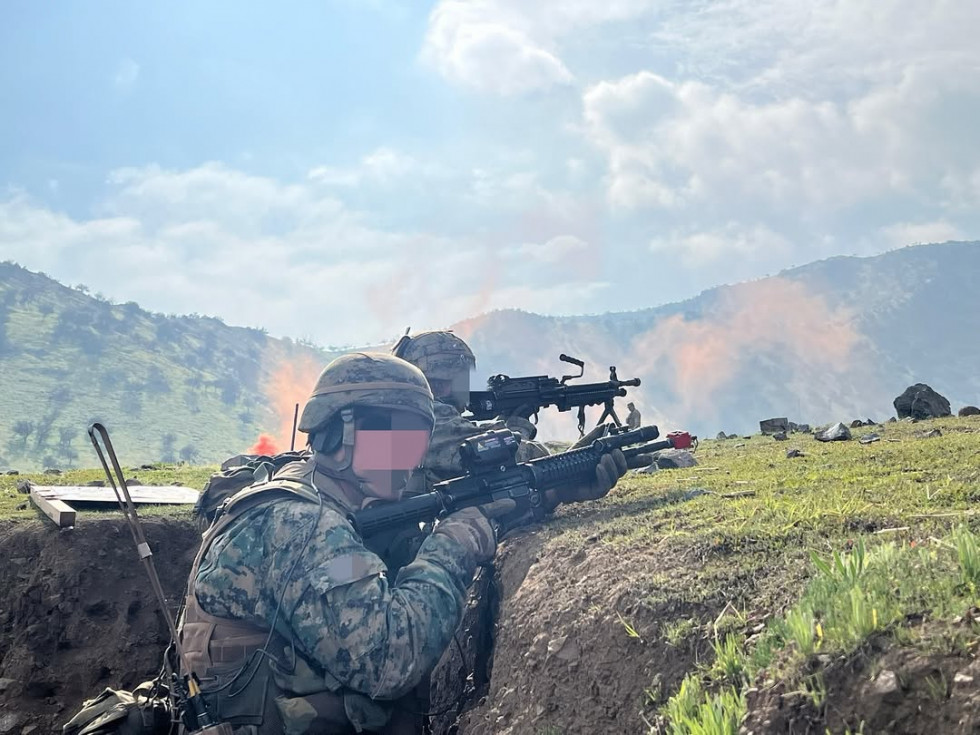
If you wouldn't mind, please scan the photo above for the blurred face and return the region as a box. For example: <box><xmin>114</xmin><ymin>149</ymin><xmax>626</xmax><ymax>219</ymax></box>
<box><xmin>427</xmin><ymin>369</ymin><xmax>471</xmax><ymax>413</ymax></box>
<box><xmin>351</xmin><ymin>409</ymin><xmax>431</xmax><ymax>501</ymax></box>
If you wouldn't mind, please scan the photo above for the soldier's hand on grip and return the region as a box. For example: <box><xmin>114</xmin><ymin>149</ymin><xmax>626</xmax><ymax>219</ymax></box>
<box><xmin>433</xmin><ymin>500</ymin><xmax>515</xmax><ymax>564</ymax></box>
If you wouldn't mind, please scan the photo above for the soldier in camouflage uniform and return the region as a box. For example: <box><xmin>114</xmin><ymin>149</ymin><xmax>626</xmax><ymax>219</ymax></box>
<box><xmin>393</xmin><ymin>331</ymin><xmax>623</xmax><ymax>508</ymax></box>
<box><xmin>392</xmin><ymin>331</ymin><xmax>549</xmax><ymax>497</ymax></box>
<box><xmin>177</xmin><ymin>353</ymin><xmax>517</xmax><ymax>734</ymax></box>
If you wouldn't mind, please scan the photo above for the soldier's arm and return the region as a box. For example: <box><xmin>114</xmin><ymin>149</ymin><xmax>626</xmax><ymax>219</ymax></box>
<box><xmin>195</xmin><ymin>499</ymin><xmax>481</xmax><ymax>701</ymax></box>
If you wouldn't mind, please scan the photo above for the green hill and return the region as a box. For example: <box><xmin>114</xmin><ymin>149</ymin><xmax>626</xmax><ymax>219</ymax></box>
<box><xmin>0</xmin><ymin>261</ymin><xmax>339</xmax><ymax>470</ymax></box>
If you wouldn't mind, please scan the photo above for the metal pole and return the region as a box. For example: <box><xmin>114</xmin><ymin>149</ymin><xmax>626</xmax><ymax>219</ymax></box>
<box><xmin>290</xmin><ymin>402</ymin><xmax>299</xmax><ymax>451</ymax></box>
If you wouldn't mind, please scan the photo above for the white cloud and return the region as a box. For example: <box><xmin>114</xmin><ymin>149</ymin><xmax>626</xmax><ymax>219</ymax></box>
<box><xmin>882</xmin><ymin>220</ymin><xmax>964</xmax><ymax>249</ymax></box>
<box><xmin>0</xmin><ymin>164</ymin><xmax>607</xmax><ymax>346</ymax></box>
<box><xmin>650</xmin><ymin>223</ymin><xmax>791</xmax><ymax>267</ymax></box>
<box><xmin>308</xmin><ymin>147</ymin><xmax>423</xmax><ymax>187</ymax></box>
<box><xmin>582</xmin><ymin>64</ymin><xmax>980</xmax><ymax>218</ymax></box>
<box><xmin>422</xmin><ymin>3</ymin><xmax>573</xmax><ymax>95</ymax></box>
<box><xmin>113</xmin><ymin>58</ymin><xmax>140</xmax><ymax>91</ymax></box>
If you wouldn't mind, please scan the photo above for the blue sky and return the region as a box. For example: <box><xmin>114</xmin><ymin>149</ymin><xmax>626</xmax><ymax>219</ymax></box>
<box><xmin>2</xmin><ymin>0</ymin><xmax>979</xmax><ymax>345</ymax></box>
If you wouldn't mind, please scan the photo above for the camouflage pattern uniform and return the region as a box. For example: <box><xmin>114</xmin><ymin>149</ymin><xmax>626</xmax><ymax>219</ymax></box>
<box><xmin>392</xmin><ymin>331</ymin><xmax>549</xmax><ymax>497</ymax></box>
<box><xmin>178</xmin><ymin>353</ymin><xmax>497</xmax><ymax>734</ymax></box>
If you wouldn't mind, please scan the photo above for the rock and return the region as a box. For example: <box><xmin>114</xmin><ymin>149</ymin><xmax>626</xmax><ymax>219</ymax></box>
<box><xmin>887</xmin><ymin>416</ymin><xmax>898</xmax><ymax>423</ymax></box>
<box><xmin>546</xmin><ymin>636</ymin><xmax>568</xmax><ymax>656</ymax></box>
<box><xmin>788</xmin><ymin>422</ymin><xmax>810</xmax><ymax>433</ymax></box>
<box><xmin>772</xmin><ymin>431</ymin><xmax>788</xmax><ymax>441</ymax></box>
<box><xmin>815</xmin><ymin>422</ymin><xmax>851</xmax><ymax>442</ymax></box>
<box><xmin>954</xmin><ymin>671</ymin><xmax>974</xmax><ymax>686</ymax></box>
<box><xmin>43</xmin><ymin>468</ymin><xmax>61</xmax><ymax>475</ymax></box>
<box><xmin>916</xmin><ymin>428</ymin><xmax>942</xmax><ymax>439</ymax></box>
<box><xmin>894</xmin><ymin>383</ymin><xmax>951</xmax><ymax>420</ymax></box>
<box><xmin>15</xmin><ymin>479</ymin><xmax>31</xmax><ymax>494</ymax></box>
<box><xmin>654</xmin><ymin>449</ymin><xmax>698</xmax><ymax>469</ymax></box>
<box><xmin>125</xmin><ymin>478</ymin><xmax>141</xmax><ymax>486</ymax></box>
<box><xmin>865</xmin><ymin>418</ymin><xmax>876</xmax><ymax>426</ymax></box>
<box><xmin>633</xmin><ymin>464</ymin><xmax>659</xmax><ymax>475</ymax></box>
<box><xmin>959</xmin><ymin>406</ymin><xmax>980</xmax><ymax>417</ymax></box>
<box><xmin>85</xmin><ymin>480</ymin><xmax>105</xmax><ymax>487</ymax></box>
<box><xmin>786</xmin><ymin>449</ymin><xmax>804</xmax><ymax>458</ymax></box>
<box><xmin>139</xmin><ymin>464</ymin><xmax>156</xmax><ymax>470</ymax></box>
<box><xmin>15</xmin><ymin>503</ymin><xmax>27</xmax><ymax>511</ymax></box>
<box><xmin>859</xmin><ymin>433</ymin><xmax>881</xmax><ymax>444</ymax></box>
<box><xmin>0</xmin><ymin>714</ymin><xmax>21</xmax><ymax>734</ymax></box>
<box><xmin>850</xmin><ymin>419</ymin><xmax>865</xmax><ymax>428</ymax></box>
<box><xmin>716</xmin><ymin>431</ymin><xmax>729</xmax><ymax>440</ymax></box>
<box><xmin>5</xmin><ymin>470</ymin><xmax>18</xmax><ymax>475</ymax></box>
<box><xmin>21</xmin><ymin>725</ymin><xmax>38</xmax><ymax>735</ymax></box>
<box><xmin>760</xmin><ymin>417</ymin><xmax>789</xmax><ymax>435</ymax></box>
<box><xmin>0</xmin><ymin>678</ymin><xmax>16</xmax><ymax>694</ymax></box>
<box><xmin>870</xmin><ymin>669</ymin><xmax>902</xmax><ymax>701</ymax></box>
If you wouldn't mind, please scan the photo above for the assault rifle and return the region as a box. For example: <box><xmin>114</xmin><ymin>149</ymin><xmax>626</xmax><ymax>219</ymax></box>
<box><xmin>465</xmin><ymin>354</ymin><xmax>641</xmax><ymax>436</ymax></box>
<box><xmin>349</xmin><ymin>425</ymin><xmax>694</xmax><ymax>537</ymax></box>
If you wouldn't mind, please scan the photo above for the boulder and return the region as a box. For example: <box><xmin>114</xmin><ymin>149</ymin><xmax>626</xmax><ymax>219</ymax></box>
<box><xmin>786</xmin><ymin>448</ymin><xmax>805</xmax><ymax>458</ymax></box>
<box><xmin>849</xmin><ymin>419</ymin><xmax>864</xmax><ymax>428</ymax></box>
<box><xmin>653</xmin><ymin>449</ymin><xmax>698</xmax><ymax>469</ymax></box>
<box><xmin>815</xmin><ymin>422</ymin><xmax>851</xmax><ymax>442</ymax></box>
<box><xmin>893</xmin><ymin>383</ymin><xmax>951</xmax><ymax>420</ymax></box>
<box><xmin>759</xmin><ymin>417</ymin><xmax>789</xmax><ymax>435</ymax></box>
<box><xmin>959</xmin><ymin>405</ymin><xmax>980</xmax><ymax>417</ymax></box>
<box><xmin>772</xmin><ymin>431</ymin><xmax>788</xmax><ymax>441</ymax></box>
<box><xmin>859</xmin><ymin>433</ymin><xmax>881</xmax><ymax>444</ymax></box>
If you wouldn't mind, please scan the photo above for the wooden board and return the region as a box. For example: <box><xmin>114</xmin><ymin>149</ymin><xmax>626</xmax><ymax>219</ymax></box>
<box><xmin>30</xmin><ymin>488</ymin><xmax>77</xmax><ymax>528</ymax></box>
<box><xmin>31</xmin><ymin>485</ymin><xmax>200</xmax><ymax>505</ymax></box>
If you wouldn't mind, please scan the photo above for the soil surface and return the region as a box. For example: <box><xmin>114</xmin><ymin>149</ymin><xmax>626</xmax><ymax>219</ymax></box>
<box><xmin>3</xmin><ymin>514</ymin><xmax>980</xmax><ymax>734</ymax></box>
<box><xmin>0</xmin><ymin>517</ymin><xmax>199</xmax><ymax>734</ymax></box>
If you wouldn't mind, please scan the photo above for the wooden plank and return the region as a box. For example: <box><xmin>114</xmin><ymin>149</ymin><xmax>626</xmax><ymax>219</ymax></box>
<box><xmin>32</xmin><ymin>485</ymin><xmax>200</xmax><ymax>505</ymax></box>
<box><xmin>30</xmin><ymin>487</ymin><xmax>77</xmax><ymax>528</ymax></box>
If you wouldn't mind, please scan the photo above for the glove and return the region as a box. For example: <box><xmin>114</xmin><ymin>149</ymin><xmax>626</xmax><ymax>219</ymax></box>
<box><xmin>569</xmin><ymin>423</ymin><xmax>612</xmax><ymax>451</ymax></box>
<box><xmin>501</xmin><ymin>415</ymin><xmax>538</xmax><ymax>441</ymax></box>
<box><xmin>433</xmin><ymin>499</ymin><xmax>517</xmax><ymax>564</ymax></box>
<box><xmin>544</xmin><ymin>449</ymin><xmax>628</xmax><ymax>509</ymax></box>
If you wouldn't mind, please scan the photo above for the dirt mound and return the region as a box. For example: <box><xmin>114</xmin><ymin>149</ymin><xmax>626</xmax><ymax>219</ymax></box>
<box><xmin>0</xmin><ymin>517</ymin><xmax>199</xmax><ymax>734</ymax></box>
<box><xmin>743</xmin><ymin>630</ymin><xmax>980</xmax><ymax>734</ymax></box>
<box><xmin>457</xmin><ymin>527</ymin><xmax>717</xmax><ymax>734</ymax></box>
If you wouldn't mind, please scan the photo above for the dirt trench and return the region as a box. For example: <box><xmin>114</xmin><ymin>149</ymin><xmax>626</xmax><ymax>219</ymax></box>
<box><xmin>0</xmin><ymin>514</ymin><xmax>689</xmax><ymax>735</ymax></box>
<box><xmin>5</xmin><ymin>515</ymin><xmax>973</xmax><ymax>734</ymax></box>
<box><xmin>0</xmin><ymin>517</ymin><xmax>200</xmax><ymax>734</ymax></box>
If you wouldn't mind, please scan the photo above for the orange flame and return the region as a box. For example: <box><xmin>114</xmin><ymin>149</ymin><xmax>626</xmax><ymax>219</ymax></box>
<box><xmin>247</xmin><ymin>433</ymin><xmax>280</xmax><ymax>456</ymax></box>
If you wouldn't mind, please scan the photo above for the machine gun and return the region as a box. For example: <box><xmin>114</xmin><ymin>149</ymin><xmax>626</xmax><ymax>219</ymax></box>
<box><xmin>349</xmin><ymin>424</ymin><xmax>692</xmax><ymax>538</ymax></box>
<box><xmin>465</xmin><ymin>354</ymin><xmax>641</xmax><ymax>436</ymax></box>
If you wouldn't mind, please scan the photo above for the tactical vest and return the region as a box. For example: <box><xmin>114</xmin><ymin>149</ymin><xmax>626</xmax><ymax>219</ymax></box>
<box><xmin>179</xmin><ymin>466</ymin><xmax>426</xmax><ymax>734</ymax></box>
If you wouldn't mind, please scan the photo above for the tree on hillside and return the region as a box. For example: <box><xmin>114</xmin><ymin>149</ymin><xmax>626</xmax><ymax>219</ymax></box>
<box><xmin>58</xmin><ymin>426</ymin><xmax>78</xmax><ymax>455</ymax></box>
<box><xmin>161</xmin><ymin>432</ymin><xmax>177</xmax><ymax>463</ymax></box>
<box><xmin>12</xmin><ymin>420</ymin><xmax>35</xmax><ymax>449</ymax></box>
<box><xmin>145</xmin><ymin>365</ymin><xmax>172</xmax><ymax>395</ymax></box>
<box><xmin>179</xmin><ymin>444</ymin><xmax>199</xmax><ymax>464</ymax></box>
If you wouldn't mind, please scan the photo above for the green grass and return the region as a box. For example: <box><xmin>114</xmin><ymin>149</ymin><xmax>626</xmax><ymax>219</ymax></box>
<box><xmin>0</xmin><ymin>463</ymin><xmax>215</xmax><ymax>522</ymax></box>
<box><xmin>532</xmin><ymin>415</ymin><xmax>980</xmax><ymax>732</ymax></box>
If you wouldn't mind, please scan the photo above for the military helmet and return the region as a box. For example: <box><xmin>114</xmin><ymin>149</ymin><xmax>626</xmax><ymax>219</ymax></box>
<box><xmin>391</xmin><ymin>330</ymin><xmax>476</xmax><ymax>382</ymax></box>
<box><xmin>298</xmin><ymin>352</ymin><xmax>434</xmax><ymax>436</ymax></box>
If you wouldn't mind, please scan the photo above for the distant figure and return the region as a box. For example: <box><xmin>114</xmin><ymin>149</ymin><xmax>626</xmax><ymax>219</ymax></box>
<box><xmin>626</xmin><ymin>402</ymin><xmax>641</xmax><ymax>430</ymax></box>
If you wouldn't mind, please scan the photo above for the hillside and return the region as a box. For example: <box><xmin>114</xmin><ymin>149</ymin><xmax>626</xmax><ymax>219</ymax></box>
<box><xmin>454</xmin><ymin>241</ymin><xmax>980</xmax><ymax>438</ymax></box>
<box><xmin>2</xmin><ymin>241</ymin><xmax>979</xmax><ymax>469</ymax></box>
<box><xmin>0</xmin><ymin>261</ymin><xmax>339</xmax><ymax>470</ymax></box>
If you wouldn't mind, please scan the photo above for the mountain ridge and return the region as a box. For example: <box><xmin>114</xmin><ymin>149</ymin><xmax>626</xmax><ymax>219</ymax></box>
<box><xmin>1</xmin><ymin>240</ymin><xmax>977</xmax><ymax>468</ymax></box>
